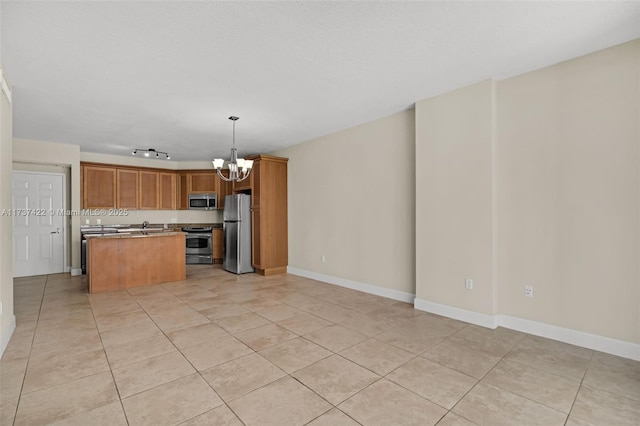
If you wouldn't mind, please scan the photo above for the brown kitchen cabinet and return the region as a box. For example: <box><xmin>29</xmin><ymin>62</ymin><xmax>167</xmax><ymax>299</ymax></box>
<box><xmin>159</xmin><ymin>172</ymin><xmax>176</xmax><ymax>210</ymax></box>
<box><xmin>176</xmin><ymin>172</ymin><xmax>189</xmax><ymax>209</ymax></box>
<box><xmin>189</xmin><ymin>172</ymin><xmax>218</xmax><ymax>193</ymax></box>
<box><xmin>116</xmin><ymin>169</ymin><xmax>139</xmax><ymax>209</ymax></box>
<box><xmin>217</xmin><ymin>170</ymin><xmax>232</xmax><ymax>210</ymax></box>
<box><xmin>247</xmin><ymin>155</ymin><xmax>288</xmax><ymax>275</ymax></box>
<box><xmin>139</xmin><ymin>170</ymin><xmax>159</xmax><ymax>209</ymax></box>
<box><xmin>83</xmin><ymin>165</ymin><xmax>117</xmax><ymax>209</ymax></box>
<box><xmin>232</xmin><ymin>171</ymin><xmax>252</xmax><ymax>193</ymax></box>
<box><xmin>213</xmin><ymin>228</ymin><xmax>223</xmax><ymax>264</ymax></box>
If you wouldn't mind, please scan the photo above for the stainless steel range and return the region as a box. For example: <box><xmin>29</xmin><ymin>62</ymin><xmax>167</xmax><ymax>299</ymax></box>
<box><xmin>182</xmin><ymin>226</ymin><xmax>213</xmax><ymax>264</ymax></box>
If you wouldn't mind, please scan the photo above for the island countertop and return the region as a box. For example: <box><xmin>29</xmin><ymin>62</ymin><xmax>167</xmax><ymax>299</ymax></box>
<box><xmin>84</xmin><ymin>231</ymin><xmax>186</xmax><ymax>239</ymax></box>
<box><xmin>87</xmin><ymin>232</ymin><xmax>186</xmax><ymax>293</ymax></box>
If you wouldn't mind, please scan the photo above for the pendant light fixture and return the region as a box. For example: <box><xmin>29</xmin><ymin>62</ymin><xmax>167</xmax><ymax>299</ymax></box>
<box><xmin>212</xmin><ymin>116</ymin><xmax>253</xmax><ymax>182</ymax></box>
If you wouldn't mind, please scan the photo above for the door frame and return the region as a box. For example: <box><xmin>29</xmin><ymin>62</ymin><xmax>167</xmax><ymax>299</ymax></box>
<box><xmin>12</xmin><ymin>171</ymin><xmax>68</xmax><ymax>275</ymax></box>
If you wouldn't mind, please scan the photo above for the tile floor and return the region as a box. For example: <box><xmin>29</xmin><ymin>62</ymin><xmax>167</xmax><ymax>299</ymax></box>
<box><xmin>1</xmin><ymin>265</ymin><xmax>639</xmax><ymax>425</ymax></box>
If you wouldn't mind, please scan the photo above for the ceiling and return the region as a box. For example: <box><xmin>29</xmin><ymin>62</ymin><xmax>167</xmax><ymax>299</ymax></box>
<box><xmin>1</xmin><ymin>1</ymin><xmax>638</xmax><ymax>161</ymax></box>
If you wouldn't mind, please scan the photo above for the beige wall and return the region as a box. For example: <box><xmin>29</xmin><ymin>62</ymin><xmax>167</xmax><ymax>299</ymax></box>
<box><xmin>496</xmin><ymin>40</ymin><xmax>639</xmax><ymax>343</ymax></box>
<box><xmin>415</xmin><ymin>40</ymin><xmax>639</xmax><ymax>345</ymax></box>
<box><xmin>273</xmin><ymin>110</ymin><xmax>416</xmax><ymax>295</ymax></box>
<box><xmin>415</xmin><ymin>79</ymin><xmax>497</xmax><ymax>315</ymax></box>
<box><xmin>1</xmin><ymin>69</ymin><xmax>14</xmax><ymax>355</ymax></box>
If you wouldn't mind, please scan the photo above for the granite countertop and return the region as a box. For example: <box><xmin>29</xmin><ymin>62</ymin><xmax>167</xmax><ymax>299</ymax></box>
<box><xmin>84</xmin><ymin>231</ymin><xmax>186</xmax><ymax>239</ymax></box>
<box><xmin>82</xmin><ymin>223</ymin><xmax>222</xmax><ymax>231</ymax></box>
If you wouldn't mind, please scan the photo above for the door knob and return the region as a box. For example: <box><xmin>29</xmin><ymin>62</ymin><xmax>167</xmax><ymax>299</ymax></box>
<box><xmin>50</xmin><ymin>228</ymin><xmax>60</xmax><ymax>234</ymax></box>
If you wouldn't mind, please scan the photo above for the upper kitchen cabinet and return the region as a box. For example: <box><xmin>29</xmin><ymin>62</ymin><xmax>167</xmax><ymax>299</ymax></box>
<box><xmin>232</xmin><ymin>170</ymin><xmax>252</xmax><ymax>193</ymax></box>
<box><xmin>189</xmin><ymin>172</ymin><xmax>218</xmax><ymax>193</ymax></box>
<box><xmin>176</xmin><ymin>172</ymin><xmax>189</xmax><ymax>209</ymax></box>
<box><xmin>217</xmin><ymin>170</ymin><xmax>232</xmax><ymax>210</ymax></box>
<box><xmin>247</xmin><ymin>155</ymin><xmax>288</xmax><ymax>276</ymax></box>
<box><xmin>139</xmin><ymin>170</ymin><xmax>159</xmax><ymax>209</ymax></box>
<box><xmin>83</xmin><ymin>162</ymin><xmax>172</xmax><ymax>210</ymax></box>
<box><xmin>116</xmin><ymin>169</ymin><xmax>139</xmax><ymax>209</ymax></box>
<box><xmin>83</xmin><ymin>165</ymin><xmax>117</xmax><ymax>208</ymax></box>
<box><xmin>159</xmin><ymin>172</ymin><xmax>176</xmax><ymax>210</ymax></box>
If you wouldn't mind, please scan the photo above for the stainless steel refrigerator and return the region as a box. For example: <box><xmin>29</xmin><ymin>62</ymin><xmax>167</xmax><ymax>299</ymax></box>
<box><xmin>223</xmin><ymin>194</ymin><xmax>254</xmax><ymax>274</ymax></box>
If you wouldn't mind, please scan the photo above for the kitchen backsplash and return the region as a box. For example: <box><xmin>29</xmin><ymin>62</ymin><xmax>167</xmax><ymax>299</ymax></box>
<box><xmin>80</xmin><ymin>209</ymin><xmax>222</xmax><ymax>226</ymax></box>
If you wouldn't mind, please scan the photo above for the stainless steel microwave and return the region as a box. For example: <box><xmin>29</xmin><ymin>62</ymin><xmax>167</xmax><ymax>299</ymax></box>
<box><xmin>188</xmin><ymin>193</ymin><xmax>218</xmax><ymax>210</ymax></box>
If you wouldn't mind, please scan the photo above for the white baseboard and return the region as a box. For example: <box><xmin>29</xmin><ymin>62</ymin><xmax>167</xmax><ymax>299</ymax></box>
<box><xmin>0</xmin><ymin>315</ymin><xmax>16</xmax><ymax>359</ymax></box>
<box><xmin>283</xmin><ymin>268</ymin><xmax>640</xmax><ymax>361</ymax></box>
<box><xmin>287</xmin><ymin>267</ymin><xmax>416</xmax><ymax>304</ymax></box>
<box><xmin>414</xmin><ymin>298</ymin><xmax>640</xmax><ymax>361</ymax></box>
<box><xmin>70</xmin><ymin>268</ymin><xmax>82</xmax><ymax>276</ymax></box>
<box><xmin>414</xmin><ymin>298</ymin><xmax>498</xmax><ymax>329</ymax></box>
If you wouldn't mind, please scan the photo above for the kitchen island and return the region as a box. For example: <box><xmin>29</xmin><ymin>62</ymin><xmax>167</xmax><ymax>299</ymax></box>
<box><xmin>86</xmin><ymin>231</ymin><xmax>186</xmax><ymax>293</ymax></box>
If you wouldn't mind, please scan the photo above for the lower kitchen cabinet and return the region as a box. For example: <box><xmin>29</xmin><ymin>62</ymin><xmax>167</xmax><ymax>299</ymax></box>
<box><xmin>213</xmin><ymin>228</ymin><xmax>223</xmax><ymax>264</ymax></box>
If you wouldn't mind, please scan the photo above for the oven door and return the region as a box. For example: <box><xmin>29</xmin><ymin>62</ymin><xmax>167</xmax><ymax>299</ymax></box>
<box><xmin>185</xmin><ymin>233</ymin><xmax>212</xmax><ymax>255</ymax></box>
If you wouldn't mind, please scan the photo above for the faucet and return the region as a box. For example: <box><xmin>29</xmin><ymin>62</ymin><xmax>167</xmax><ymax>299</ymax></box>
<box><xmin>142</xmin><ymin>220</ymin><xmax>149</xmax><ymax>229</ymax></box>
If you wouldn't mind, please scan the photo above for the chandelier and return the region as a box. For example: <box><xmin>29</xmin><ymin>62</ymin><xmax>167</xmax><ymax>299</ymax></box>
<box><xmin>132</xmin><ymin>148</ymin><xmax>170</xmax><ymax>160</ymax></box>
<box><xmin>212</xmin><ymin>116</ymin><xmax>253</xmax><ymax>182</ymax></box>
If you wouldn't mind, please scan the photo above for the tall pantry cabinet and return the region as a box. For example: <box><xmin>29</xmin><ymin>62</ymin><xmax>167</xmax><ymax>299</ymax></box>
<box><xmin>234</xmin><ymin>155</ymin><xmax>288</xmax><ymax>275</ymax></box>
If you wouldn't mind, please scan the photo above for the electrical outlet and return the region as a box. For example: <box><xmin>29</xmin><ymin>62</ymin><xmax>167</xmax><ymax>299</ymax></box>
<box><xmin>524</xmin><ymin>285</ymin><xmax>534</xmax><ymax>298</ymax></box>
<box><xmin>465</xmin><ymin>278</ymin><xmax>473</xmax><ymax>290</ymax></box>
<box><xmin>321</xmin><ymin>255</ymin><xmax>326</xmax><ymax>263</ymax></box>
<box><xmin>0</xmin><ymin>301</ymin><xmax>3</xmax><ymax>315</ymax></box>
<box><xmin>96</xmin><ymin>219</ymin><xmax>101</xmax><ymax>225</ymax></box>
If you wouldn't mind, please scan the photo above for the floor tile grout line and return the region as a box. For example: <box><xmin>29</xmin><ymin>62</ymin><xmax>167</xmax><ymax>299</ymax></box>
<box><xmin>86</xmin><ymin>279</ymin><xmax>132</xmax><ymax>426</ymax></box>
<box><xmin>11</xmin><ymin>274</ymin><xmax>48</xmax><ymax>426</ymax></box>
<box><xmin>447</xmin><ymin>330</ymin><xmax>574</xmax><ymax>424</ymax></box>
<box><xmin>135</xmin><ymin>289</ymin><xmax>255</xmax><ymax>424</ymax></box>
<box><xmin>10</xmin><ymin>268</ymin><xmax>639</xmax><ymax>425</ymax></box>
<box><xmin>443</xmin><ymin>327</ymin><xmax>526</xmax><ymax>420</ymax></box>
<box><xmin>564</xmin><ymin>349</ymin><xmax>596</xmax><ymax>426</ymax></box>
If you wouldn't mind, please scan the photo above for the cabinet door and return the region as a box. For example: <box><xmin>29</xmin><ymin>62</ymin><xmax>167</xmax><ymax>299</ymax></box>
<box><xmin>83</xmin><ymin>166</ymin><xmax>116</xmax><ymax>208</ymax></box>
<box><xmin>189</xmin><ymin>172</ymin><xmax>217</xmax><ymax>193</ymax></box>
<box><xmin>232</xmin><ymin>171</ymin><xmax>252</xmax><ymax>193</ymax></box>
<box><xmin>139</xmin><ymin>171</ymin><xmax>159</xmax><ymax>209</ymax></box>
<box><xmin>159</xmin><ymin>172</ymin><xmax>176</xmax><ymax>210</ymax></box>
<box><xmin>116</xmin><ymin>169</ymin><xmax>139</xmax><ymax>209</ymax></box>
<box><xmin>251</xmin><ymin>206</ymin><xmax>261</xmax><ymax>269</ymax></box>
<box><xmin>216</xmin><ymin>170</ymin><xmax>232</xmax><ymax>210</ymax></box>
<box><xmin>176</xmin><ymin>172</ymin><xmax>189</xmax><ymax>209</ymax></box>
<box><xmin>213</xmin><ymin>229</ymin><xmax>223</xmax><ymax>263</ymax></box>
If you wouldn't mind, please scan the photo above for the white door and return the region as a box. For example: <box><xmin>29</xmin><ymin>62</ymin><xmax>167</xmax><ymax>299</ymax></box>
<box><xmin>13</xmin><ymin>172</ymin><xmax>65</xmax><ymax>277</ymax></box>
